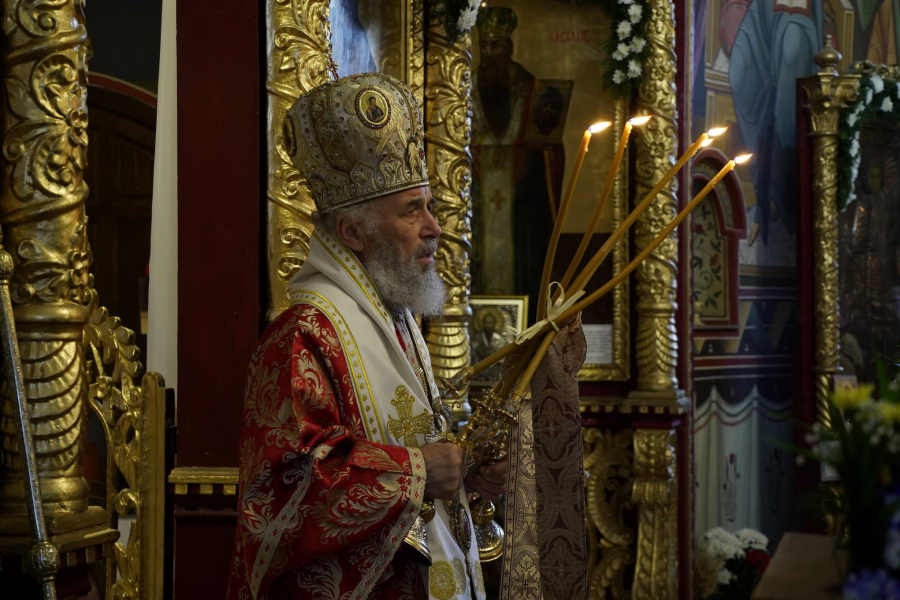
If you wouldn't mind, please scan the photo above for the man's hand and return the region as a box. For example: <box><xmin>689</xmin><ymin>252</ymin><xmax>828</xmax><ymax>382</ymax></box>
<box><xmin>421</xmin><ymin>442</ymin><xmax>466</xmax><ymax>500</ymax></box>
<box><xmin>464</xmin><ymin>461</ymin><xmax>508</xmax><ymax>502</ymax></box>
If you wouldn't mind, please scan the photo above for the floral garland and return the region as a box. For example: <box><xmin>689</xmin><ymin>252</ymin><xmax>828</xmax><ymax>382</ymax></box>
<box><xmin>439</xmin><ymin>0</ymin><xmax>651</xmax><ymax>98</ymax></box>
<box><xmin>838</xmin><ymin>74</ymin><xmax>900</xmax><ymax>211</ymax></box>
<box><xmin>594</xmin><ymin>0</ymin><xmax>651</xmax><ymax>98</ymax></box>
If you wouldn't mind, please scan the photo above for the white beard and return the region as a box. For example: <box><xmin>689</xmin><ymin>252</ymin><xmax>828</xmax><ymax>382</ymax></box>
<box><xmin>363</xmin><ymin>235</ymin><xmax>445</xmax><ymax>317</ymax></box>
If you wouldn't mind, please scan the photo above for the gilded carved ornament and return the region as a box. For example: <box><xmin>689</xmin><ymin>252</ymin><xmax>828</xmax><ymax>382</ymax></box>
<box><xmin>266</xmin><ymin>0</ymin><xmax>333</xmax><ymax>320</ymax></box>
<box><xmin>422</xmin><ymin>11</ymin><xmax>474</xmax><ymax>417</ymax></box>
<box><xmin>628</xmin><ymin>0</ymin><xmax>685</xmax><ymax>409</ymax></box>
<box><xmin>801</xmin><ymin>43</ymin><xmax>860</xmax><ymax>429</ymax></box>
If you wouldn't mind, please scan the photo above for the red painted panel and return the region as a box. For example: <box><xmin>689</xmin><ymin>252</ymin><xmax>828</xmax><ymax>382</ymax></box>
<box><xmin>176</xmin><ymin>0</ymin><xmax>262</xmax><ymax>468</ymax></box>
<box><xmin>173</xmin><ymin>517</ymin><xmax>238</xmax><ymax>599</ymax></box>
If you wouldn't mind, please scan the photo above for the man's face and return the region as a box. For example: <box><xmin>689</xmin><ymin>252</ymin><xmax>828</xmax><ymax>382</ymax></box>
<box><xmin>348</xmin><ymin>186</ymin><xmax>441</xmax><ymax>269</ymax></box>
<box><xmin>536</xmin><ymin>101</ymin><xmax>562</xmax><ymax>134</ymax></box>
<box><xmin>369</xmin><ymin>97</ymin><xmax>377</xmax><ymax>108</ymax></box>
<box><xmin>479</xmin><ymin>37</ymin><xmax>513</xmax><ymax>69</ymax></box>
<box><xmin>483</xmin><ymin>314</ymin><xmax>496</xmax><ymax>335</ymax></box>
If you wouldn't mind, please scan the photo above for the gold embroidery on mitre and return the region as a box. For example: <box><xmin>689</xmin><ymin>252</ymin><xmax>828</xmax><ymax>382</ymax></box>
<box><xmin>452</xmin><ymin>558</ymin><xmax>466</xmax><ymax>595</ymax></box>
<box><xmin>283</xmin><ymin>72</ymin><xmax>428</xmax><ymax>214</ymax></box>
<box><xmin>387</xmin><ymin>385</ymin><xmax>432</xmax><ymax>448</ymax></box>
<box><xmin>429</xmin><ymin>561</ymin><xmax>457</xmax><ymax>600</ymax></box>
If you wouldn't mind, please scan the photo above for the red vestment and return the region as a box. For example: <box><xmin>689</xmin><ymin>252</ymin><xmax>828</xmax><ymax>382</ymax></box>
<box><xmin>226</xmin><ymin>304</ymin><xmax>427</xmax><ymax>600</ymax></box>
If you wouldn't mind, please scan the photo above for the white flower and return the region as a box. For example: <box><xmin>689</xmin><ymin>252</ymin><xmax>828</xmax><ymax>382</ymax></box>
<box><xmin>617</xmin><ymin>21</ymin><xmax>633</xmax><ymax>39</ymax></box>
<box><xmin>457</xmin><ymin>5</ymin><xmax>478</xmax><ymax>31</ymax></box>
<box><xmin>718</xmin><ymin>568</ymin><xmax>735</xmax><ymax>586</ymax></box>
<box><xmin>628</xmin><ymin>4</ymin><xmax>643</xmax><ymax>22</ymax></box>
<box><xmin>618</xmin><ymin>0</ymin><xmax>634</xmax><ymax>5</ymax></box>
<box><xmin>850</xmin><ymin>137</ymin><xmax>860</xmax><ymax>157</ymax></box>
<box><xmin>616</xmin><ymin>42</ymin><xmax>631</xmax><ymax>57</ymax></box>
<box><xmin>866</xmin><ymin>88</ymin><xmax>874</xmax><ymax>104</ymax></box>
<box><xmin>612</xmin><ymin>49</ymin><xmax>626</xmax><ymax>61</ymax></box>
<box><xmin>628</xmin><ymin>59</ymin><xmax>642</xmax><ymax>78</ymax></box>
<box><xmin>735</xmin><ymin>528</ymin><xmax>769</xmax><ymax>551</ymax></box>
<box><xmin>704</xmin><ymin>527</ymin><xmax>746</xmax><ymax>560</ymax></box>
<box><xmin>796</xmin><ymin>454</ymin><xmax>806</xmax><ymax>466</ymax></box>
<box><xmin>881</xmin><ymin>97</ymin><xmax>894</xmax><ymax>112</ymax></box>
<box><xmin>631</xmin><ymin>36</ymin><xmax>647</xmax><ymax>52</ymax></box>
<box><xmin>612</xmin><ymin>70</ymin><xmax>625</xmax><ymax>84</ymax></box>
<box><xmin>872</xmin><ymin>74</ymin><xmax>885</xmax><ymax>94</ymax></box>
<box><xmin>885</xmin><ymin>528</ymin><xmax>900</xmax><ymax>569</ymax></box>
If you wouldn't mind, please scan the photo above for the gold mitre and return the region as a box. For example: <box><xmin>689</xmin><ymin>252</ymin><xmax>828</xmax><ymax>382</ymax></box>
<box><xmin>476</xmin><ymin>7</ymin><xmax>517</xmax><ymax>39</ymax></box>
<box><xmin>282</xmin><ymin>72</ymin><xmax>428</xmax><ymax>214</ymax></box>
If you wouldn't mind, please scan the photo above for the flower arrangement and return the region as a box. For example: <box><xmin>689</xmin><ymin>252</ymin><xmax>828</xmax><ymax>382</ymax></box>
<box><xmin>837</xmin><ymin>74</ymin><xmax>900</xmax><ymax>211</ymax></box>
<box><xmin>438</xmin><ymin>0</ymin><xmax>651</xmax><ymax>97</ymax></box>
<box><xmin>796</xmin><ymin>365</ymin><xmax>900</xmax><ymax>596</ymax></box>
<box><xmin>433</xmin><ymin>0</ymin><xmax>482</xmax><ymax>40</ymax></box>
<box><xmin>695</xmin><ymin>527</ymin><xmax>771</xmax><ymax>600</ymax></box>
<box><xmin>596</xmin><ymin>0</ymin><xmax>651</xmax><ymax>97</ymax></box>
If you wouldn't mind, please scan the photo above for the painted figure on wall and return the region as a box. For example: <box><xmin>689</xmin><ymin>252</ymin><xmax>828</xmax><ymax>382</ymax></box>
<box><xmin>471</xmin><ymin>6</ymin><xmax>565</xmax><ymax>313</ymax></box>
<box><xmin>729</xmin><ymin>0</ymin><xmax>823</xmax><ymax>245</ymax></box>
<box><xmin>839</xmin><ymin>129</ymin><xmax>900</xmax><ymax>383</ymax></box>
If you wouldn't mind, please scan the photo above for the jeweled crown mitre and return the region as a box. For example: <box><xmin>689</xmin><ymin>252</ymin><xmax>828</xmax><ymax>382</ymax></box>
<box><xmin>476</xmin><ymin>7</ymin><xmax>518</xmax><ymax>39</ymax></box>
<box><xmin>282</xmin><ymin>72</ymin><xmax>429</xmax><ymax>214</ymax></box>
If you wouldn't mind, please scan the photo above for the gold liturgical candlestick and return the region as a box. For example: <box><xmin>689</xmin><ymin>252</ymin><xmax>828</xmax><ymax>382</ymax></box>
<box><xmin>503</xmin><ymin>153</ymin><xmax>753</xmax><ymax>408</ymax></box>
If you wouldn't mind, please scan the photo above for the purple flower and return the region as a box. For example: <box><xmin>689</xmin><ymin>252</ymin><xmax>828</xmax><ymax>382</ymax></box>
<box><xmin>843</xmin><ymin>569</ymin><xmax>900</xmax><ymax>599</ymax></box>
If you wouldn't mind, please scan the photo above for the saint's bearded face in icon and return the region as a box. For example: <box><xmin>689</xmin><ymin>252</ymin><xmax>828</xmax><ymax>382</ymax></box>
<box><xmin>482</xmin><ymin>313</ymin><xmax>497</xmax><ymax>338</ymax></box>
<box><xmin>534</xmin><ymin>88</ymin><xmax>565</xmax><ymax>136</ymax></box>
<box><xmin>478</xmin><ymin>37</ymin><xmax>515</xmax><ymax>136</ymax></box>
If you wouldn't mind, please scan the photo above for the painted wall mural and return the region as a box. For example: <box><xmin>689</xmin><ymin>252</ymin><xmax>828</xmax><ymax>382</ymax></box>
<box><xmin>690</xmin><ymin>0</ymin><xmax>900</xmax><ymax>544</ymax></box>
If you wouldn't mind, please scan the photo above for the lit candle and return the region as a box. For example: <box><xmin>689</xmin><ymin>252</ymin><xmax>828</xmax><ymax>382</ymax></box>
<box><xmin>560</xmin><ymin>116</ymin><xmax>649</xmax><ymax>290</ymax></box>
<box><xmin>569</xmin><ymin>126</ymin><xmax>727</xmax><ymax>294</ymax></box>
<box><xmin>561</xmin><ymin>154</ymin><xmax>752</xmax><ymax>322</ymax></box>
<box><xmin>537</xmin><ymin>121</ymin><xmax>610</xmax><ymax>320</ymax></box>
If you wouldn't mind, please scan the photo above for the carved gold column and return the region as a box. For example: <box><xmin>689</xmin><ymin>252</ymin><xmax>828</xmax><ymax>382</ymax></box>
<box><xmin>0</xmin><ymin>0</ymin><xmax>100</xmax><ymax>529</ymax></box>
<box><xmin>583</xmin><ymin>428</ymin><xmax>635</xmax><ymax>600</ymax></box>
<box><xmin>800</xmin><ymin>45</ymin><xmax>858</xmax><ymax>428</ymax></box>
<box><xmin>265</xmin><ymin>0</ymin><xmax>333</xmax><ymax>320</ymax></box>
<box><xmin>628</xmin><ymin>0</ymin><xmax>686</xmax><ymax>410</ymax></box>
<box><xmin>423</xmin><ymin>14</ymin><xmax>473</xmax><ymax>419</ymax></box>
<box><xmin>408</xmin><ymin>0</ymin><xmax>426</xmax><ymax>106</ymax></box>
<box><xmin>631</xmin><ymin>429</ymin><xmax>677</xmax><ymax>600</ymax></box>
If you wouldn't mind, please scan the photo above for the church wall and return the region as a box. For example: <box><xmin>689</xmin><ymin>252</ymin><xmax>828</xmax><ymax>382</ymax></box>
<box><xmin>84</xmin><ymin>0</ymin><xmax>163</xmax><ymax>93</ymax></box>
<box><xmin>689</xmin><ymin>0</ymin><xmax>894</xmax><ymax>545</ymax></box>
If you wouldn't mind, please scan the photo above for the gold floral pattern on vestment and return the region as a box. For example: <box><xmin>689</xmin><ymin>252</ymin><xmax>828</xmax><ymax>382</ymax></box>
<box><xmin>429</xmin><ymin>561</ymin><xmax>458</xmax><ymax>600</ymax></box>
<box><xmin>452</xmin><ymin>557</ymin><xmax>467</xmax><ymax>594</ymax></box>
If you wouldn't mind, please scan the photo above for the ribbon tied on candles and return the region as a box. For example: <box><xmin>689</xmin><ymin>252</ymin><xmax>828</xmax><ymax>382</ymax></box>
<box><xmin>515</xmin><ymin>282</ymin><xmax>585</xmax><ymax>344</ymax></box>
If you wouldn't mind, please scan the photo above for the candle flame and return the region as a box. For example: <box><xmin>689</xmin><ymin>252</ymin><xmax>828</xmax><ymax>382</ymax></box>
<box><xmin>589</xmin><ymin>122</ymin><xmax>612</xmax><ymax>133</ymax></box>
<box><xmin>628</xmin><ymin>116</ymin><xmax>652</xmax><ymax>126</ymax></box>
<box><xmin>733</xmin><ymin>154</ymin><xmax>752</xmax><ymax>164</ymax></box>
<box><xmin>700</xmin><ymin>139</ymin><xmax>713</xmax><ymax>147</ymax></box>
<box><xmin>707</xmin><ymin>127</ymin><xmax>728</xmax><ymax>137</ymax></box>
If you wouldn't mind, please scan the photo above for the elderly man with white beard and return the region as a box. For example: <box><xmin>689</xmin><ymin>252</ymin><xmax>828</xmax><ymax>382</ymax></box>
<box><xmin>227</xmin><ymin>73</ymin><xmax>506</xmax><ymax>600</ymax></box>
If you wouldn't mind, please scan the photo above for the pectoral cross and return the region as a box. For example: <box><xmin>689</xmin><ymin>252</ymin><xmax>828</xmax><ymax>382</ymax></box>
<box><xmin>489</xmin><ymin>189</ymin><xmax>506</xmax><ymax>211</ymax></box>
<box><xmin>387</xmin><ymin>385</ymin><xmax>433</xmax><ymax>447</ymax></box>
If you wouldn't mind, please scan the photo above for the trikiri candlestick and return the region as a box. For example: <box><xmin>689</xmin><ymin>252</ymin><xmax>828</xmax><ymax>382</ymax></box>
<box><xmin>502</xmin><ymin>153</ymin><xmax>753</xmax><ymax>410</ymax></box>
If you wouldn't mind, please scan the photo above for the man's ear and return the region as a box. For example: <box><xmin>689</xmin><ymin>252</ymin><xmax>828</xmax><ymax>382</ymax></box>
<box><xmin>336</xmin><ymin>216</ymin><xmax>365</xmax><ymax>253</ymax></box>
